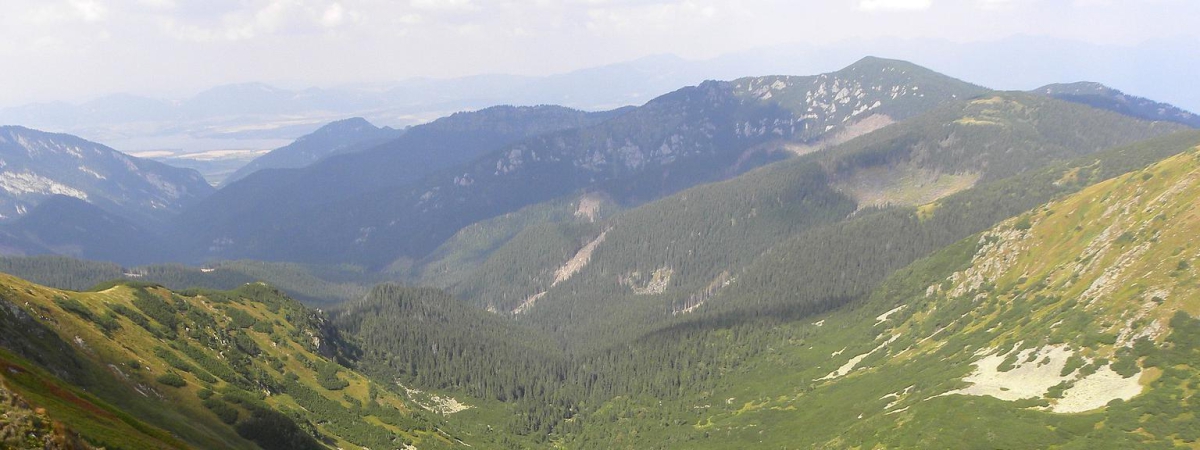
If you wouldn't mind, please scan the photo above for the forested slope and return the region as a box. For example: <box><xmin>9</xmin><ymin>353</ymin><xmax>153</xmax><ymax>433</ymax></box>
<box><xmin>558</xmin><ymin>135</ymin><xmax>1200</xmax><ymax>448</ymax></box>
<box><xmin>452</xmin><ymin>93</ymin><xmax>1187</xmax><ymax>347</ymax></box>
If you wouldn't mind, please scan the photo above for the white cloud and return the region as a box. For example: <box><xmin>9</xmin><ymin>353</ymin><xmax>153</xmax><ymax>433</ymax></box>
<box><xmin>584</xmin><ymin>1</ymin><xmax>722</xmax><ymax>33</ymax></box>
<box><xmin>396</xmin><ymin>13</ymin><xmax>424</xmax><ymax>25</ymax></box>
<box><xmin>858</xmin><ymin>0</ymin><xmax>933</xmax><ymax>11</ymax></box>
<box><xmin>155</xmin><ymin>0</ymin><xmax>361</xmax><ymax>42</ymax></box>
<box><xmin>136</xmin><ymin>0</ymin><xmax>177</xmax><ymax>10</ymax></box>
<box><xmin>409</xmin><ymin>0</ymin><xmax>479</xmax><ymax>13</ymax></box>
<box><xmin>21</xmin><ymin>0</ymin><xmax>109</xmax><ymax>24</ymax></box>
<box><xmin>321</xmin><ymin>3</ymin><xmax>345</xmax><ymax>28</ymax></box>
<box><xmin>71</xmin><ymin>0</ymin><xmax>108</xmax><ymax>21</ymax></box>
<box><xmin>975</xmin><ymin>0</ymin><xmax>1031</xmax><ymax>10</ymax></box>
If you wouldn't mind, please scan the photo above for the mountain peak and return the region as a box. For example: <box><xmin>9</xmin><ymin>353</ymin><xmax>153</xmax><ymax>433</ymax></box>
<box><xmin>219</xmin><ymin>116</ymin><xmax>403</xmax><ymax>186</ymax></box>
<box><xmin>312</xmin><ymin>117</ymin><xmax>377</xmax><ymax>135</ymax></box>
<box><xmin>842</xmin><ymin>55</ymin><xmax>927</xmax><ymax>72</ymax></box>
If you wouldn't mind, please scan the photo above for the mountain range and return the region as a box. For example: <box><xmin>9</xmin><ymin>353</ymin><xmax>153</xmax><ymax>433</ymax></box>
<box><xmin>176</xmin><ymin>57</ymin><xmax>987</xmax><ymax>268</ymax></box>
<box><xmin>2</xmin><ymin>56</ymin><xmax>1200</xmax><ymax>449</ymax></box>
<box><xmin>5</xmin><ymin>35</ymin><xmax>1198</xmax><ymax>180</ymax></box>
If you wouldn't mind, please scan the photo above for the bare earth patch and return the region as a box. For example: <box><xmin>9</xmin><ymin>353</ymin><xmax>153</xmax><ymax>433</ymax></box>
<box><xmin>552</xmin><ymin>228</ymin><xmax>610</xmax><ymax>286</ymax></box>
<box><xmin>574</xmin><ymin>193</ymin><xmax>604</xmax><ymax>222</ymax></box>
<box><xmin>948</xmin><ymin>345</ymin><xmax>1073</xmax><ymax>401</ymax></box>
<box><xmin>819</xmin><ymin>334</ymin><xmax>899</xmax><ymax>381</ymax></box>
<box><xmin>875</xmin><ymin>305</ymin><xmax>906</xmax><ymax>325</ymax></box>
<box><xmin>512</xmin><ymin>292</ymin><xmax>545</xmax><ymax>315</ymax></box>
<box><xmin>833</xmin><ymin>165</ymin><xmax>980</xmax><ymax>211</ymax></box>
<box><xmin>1052</xmin><ymin>365</ymin><xmax>1143</xmax><ymax>413</ymax></box>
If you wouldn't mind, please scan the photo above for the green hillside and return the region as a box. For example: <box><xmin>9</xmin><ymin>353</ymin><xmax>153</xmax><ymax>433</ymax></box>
<box><xmin>558</xmin><ymin>134</ymin><xmax>1200</xmax><ymax>449</ymax></box>
<box><xmin>0</xmin><ymin>276</ymin><xmax>473</xmax><ymax>449</ymax></box>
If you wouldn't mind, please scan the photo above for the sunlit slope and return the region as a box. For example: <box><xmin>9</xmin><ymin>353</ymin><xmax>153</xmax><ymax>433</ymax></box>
<box><xmin>0</xmin><ymin>276</ymin><xmax>464</xmax><ymax>449</ymax></box>
<box><xmin>566</xmin><ymin>144</ymin><xmax>1200</xmax><ymax>448</ymax></box>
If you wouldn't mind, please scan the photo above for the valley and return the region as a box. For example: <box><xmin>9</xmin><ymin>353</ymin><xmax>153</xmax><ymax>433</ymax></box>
<box><xmin>2</xmin><ymin>51</ymin><xmax>1200</xmax><ymax>449</ymax></box>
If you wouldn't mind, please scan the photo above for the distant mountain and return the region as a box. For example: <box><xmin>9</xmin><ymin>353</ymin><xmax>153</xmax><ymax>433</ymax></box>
<box><xmin>4</xmin><ymin>35</ymin><xmax>1199</xmax><ymax>164</ymax></box>
<box><xmin>692</xmin><ymin>35</ymin><xmax>1200</xmax><ymax>115</ymax></box>
<box><xmin>0</xmin><ymin>126</ymin><xmax>213</xmax><ymax>223</ymax></box>
<box><xmin>1034</xmin><ymin>82</ymin><xmax>1200</xmax><ymax>128</ymax></box>
<box><xmin>181</xmin><ymin>57</ymin><xmax>986</xmax><ymax>268</ymax></box>
<box><xmin>175</xmin><ymin>105</ymin><xmax>629</xmax><ymax>260</ymax></box>
<box><xmin>222</xmin><ymin>117</ymin><xmax>403</xmax><ymax>186</ymax></box>
<box><xmin>0</xmin><ymin>59</ymin><xmax>707</xmax><ymax>159</ymax></box>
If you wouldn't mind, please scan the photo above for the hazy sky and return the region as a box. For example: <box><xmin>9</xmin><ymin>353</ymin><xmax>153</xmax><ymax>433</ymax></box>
<box><xmin>2</xmin><ymin>0</ymin><xmax>1197</xmax><ymax>106</ymax></box>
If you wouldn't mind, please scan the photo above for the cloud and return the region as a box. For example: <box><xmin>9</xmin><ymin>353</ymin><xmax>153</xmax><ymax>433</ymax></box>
<box><xmin>156</xmin><ymin>0</ymin><xmax>360</xmax><ymax>42</ymax></box>
<box><xmin>975</xmin><ymin>0</ymin><xmax>1031</xmax><ymax>10</ymax></box>
<box><xmin>858</xmin><ymin>0</ymin><xmax>933</xmax><ymax>11</ymax></box>
<box><xmin>409</xmin><ymin>0</ymin><xmax>479</xmax><ymax>13</ymax></box>
<box><xmin>583</xmin><ymin>1</ymin><xmax>722</xmax><ymax>33</ymax></box>
<box><xmin>21</xmin><ymin>0</ymin><xmax>109</xmax><ymax>24</ymax></box>
<box><xmin>321</xmin><ymin>3</ymin><xmax>345</xmax><ymax>28</ymax></box>
<box><xmin>70</xmin><ymin>0</ymin><xmax>108</xmax><ymax>22</ymax></box>
<box><xmin>136</xmin><ymin>0</ymin><xmax>177</xmax><ymax>10</ymax></box>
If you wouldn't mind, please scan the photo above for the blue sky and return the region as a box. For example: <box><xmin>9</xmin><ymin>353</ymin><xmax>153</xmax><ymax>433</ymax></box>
<box><xmin>2</xmin><ymin>0</ymin><xmax>1197</xmax><ymax>106</ymax></box>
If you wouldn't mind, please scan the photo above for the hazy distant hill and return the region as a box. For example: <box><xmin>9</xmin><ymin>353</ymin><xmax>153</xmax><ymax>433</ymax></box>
<box><xmin>175</xmin><ymin>105</ymin><xmax>630</xmax><ymax>261</ymax></box>
<box><xmin>0</xmin><ymin>196</ymin><xmax>170</xmax><ymax>264</ymax></box>
<box><xmin>222</xmin><ymin>117</ymin><xmax>403</xmax><ymax>186</ymax></box>
<box><xmin>1035</xmin><ymin>81</ymin><xmax>1200</xmax><ymax>128</ymax></box>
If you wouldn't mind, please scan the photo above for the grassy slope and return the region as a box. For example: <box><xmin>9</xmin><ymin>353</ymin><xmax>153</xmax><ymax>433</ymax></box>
<box><xmin>563</xmin><ymin>145</ymin><xmax>1200</xmax><ymax>449</ymax></box>
<box><xmin>0</xmin><ymin>276</ymin><xmax>467</xmax><ymax>449</ymax></box>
